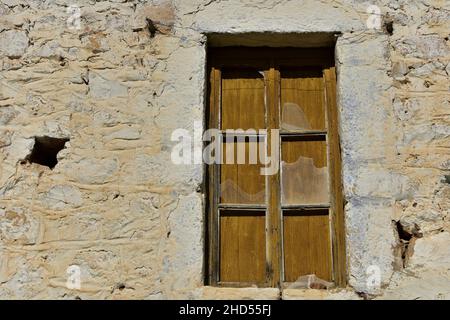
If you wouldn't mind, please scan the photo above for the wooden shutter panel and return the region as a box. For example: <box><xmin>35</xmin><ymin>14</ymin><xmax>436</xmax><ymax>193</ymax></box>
<box><xmin>324</xmin><ymin>67</ymin><xmax>347</xmax><ymax>287</ymax></box>
<box><xmin>220</xmin><ymin>210</ymin><xmax>266</xmax><ymax>282</ymax></box>
<box><xmin>218</xmin><ymin>69</ymin><xmax>268</xmax><ymax>284</ymax></box>
<box><xmin>283</xmin><ymin>209</ymin><xmax>332</xmax><ymax>282</ymax></box>
<box><xmin>280</xmin><ymin>69</ymin><xmax>333</xmax><ymax>283</ymax></box>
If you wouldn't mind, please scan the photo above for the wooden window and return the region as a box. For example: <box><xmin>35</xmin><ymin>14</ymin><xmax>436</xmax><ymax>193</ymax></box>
<box><xmin>206</xmin><ymin>47</ymin><xmax>346</xmax><ymax>288</ymax></box>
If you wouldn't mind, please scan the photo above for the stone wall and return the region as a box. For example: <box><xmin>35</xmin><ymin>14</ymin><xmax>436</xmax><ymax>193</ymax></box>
<box><xmin>0</xmin><ymin>0</ymin><xmax>448</xmax><ymax>299</ymax></box>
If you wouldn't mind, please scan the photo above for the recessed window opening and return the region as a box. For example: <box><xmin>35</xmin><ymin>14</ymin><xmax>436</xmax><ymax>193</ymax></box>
<box><xmin>205</xmin><ymin>46</ymin><xmax>346</xmax><ymax>288</ymax></box>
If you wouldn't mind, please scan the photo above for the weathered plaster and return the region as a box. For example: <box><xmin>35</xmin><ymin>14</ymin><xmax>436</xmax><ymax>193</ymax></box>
<box><xmin>0</xmin><ymin>0</ymin><xmax>449</xmax><ymax>299</ymax></box>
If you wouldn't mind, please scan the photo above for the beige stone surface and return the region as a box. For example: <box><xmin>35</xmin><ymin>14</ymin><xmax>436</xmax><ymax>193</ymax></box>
<box><xmin>282</xmin><ymin>288</ymin><xmax>361</xmax><ymax>300</ymax></box>
<box><xmin>0</xmin><ymin>0</ymin><xmax>449</xmax><ymax>299</ymax></box>
<box><xmin>198</xmin><ymin>287</ymin><xmax>280</xmax><ymax>300</ymax></box>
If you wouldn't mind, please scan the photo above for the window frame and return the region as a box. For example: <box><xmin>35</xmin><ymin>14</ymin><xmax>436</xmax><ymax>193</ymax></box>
<box><xmin>205</xmin><ymin>47</ymin><xmax>346</xmax><ymax>288</ymax></box>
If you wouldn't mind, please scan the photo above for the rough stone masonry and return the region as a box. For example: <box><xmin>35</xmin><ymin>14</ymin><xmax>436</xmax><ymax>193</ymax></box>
<box><xmin>0</xmin><ymin>0</ymin><xmax>449</xmax><ymax>299</ymax></box>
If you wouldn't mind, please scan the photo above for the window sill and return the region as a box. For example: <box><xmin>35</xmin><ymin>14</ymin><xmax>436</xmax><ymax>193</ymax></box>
<box><xmin>281</xmin><ymin>288</ymin><xmax>360</xmax><ymax>300</ymax></box>
<box><xmin>198</xmin><ymin>286</ymin><xmax>359</xmax><ymax>300</ymax></box>
<box><xmin>199</xmin><ymin>286</ymin><xmax>280</xmax><ymax>300</ymax></box>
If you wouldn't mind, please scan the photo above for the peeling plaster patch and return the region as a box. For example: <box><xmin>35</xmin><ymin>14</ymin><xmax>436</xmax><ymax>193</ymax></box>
<box><xmin>41</xmin><ymin>185</ymin><xmax>83</xmax><ymax>210</ymax></box>
<box><xmin>0</xmin><ymin>207</ymin><xmax>39</xmax><ymax>245</ymax></box>
<box><xmin>409</xmin><ymin>232</ymin><xmax>450</xmax><ymax>270</ymax></box>
<box><xmin>0</xmin><ymin>30</ymin><xmax>29</xmax><ymax>58</ymax></box>
<box><xmin>65</xmin><ymin>157</ymin><xmax>119</xmax><ymax>185</ymax></box>
<box><xmin>88</xmin><ymin>72</ymin><xmax>128</xmax><ymax>99</ymax></box>
<box><xmin>0</xmin><ymin>0</ymin><xmax>449</xmax><ymax>299</ymax></box>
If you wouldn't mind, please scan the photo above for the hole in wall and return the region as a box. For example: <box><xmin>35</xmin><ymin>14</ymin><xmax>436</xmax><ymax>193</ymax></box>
<box><xmin>356</xmin><ymin>291</ymin><xmax>375</xmax><ymax>300</ymax></box>
<box><xmin>396</xmin><ymin>220</ymin><xmax>413</xmax><ymax>242</ymax></box>
<box><xmin>25</xmin><ymin>136</ymin><xmax>69</xmax><ymax>169</ymax></box>
<box><xmin>394</xmin><ymin>220</ymin><xmax>422</xmax><ymax>268</ymax></box>
<box><xmin>443</xmin><ymin>175</ymin><xmax>450</xmax><ymax>185</ymax></box>
<box><xmin>383</xmin><ymin>20</ymin><xmax>394</xmax><ymax>35</ymax></box>
<box><xmin>146</xmin><ymin>18</ymin><xmax>158</xmax><ymax>38</ymax></box>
